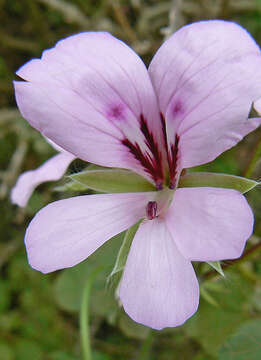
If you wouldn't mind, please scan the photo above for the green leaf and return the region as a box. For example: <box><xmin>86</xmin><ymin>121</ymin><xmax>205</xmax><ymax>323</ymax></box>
<box><xmin>107</xmin><ymin>221</ymin><xmax>141</xmax><ymax>288</ymax></box>
<box><xmin>49</xmin><ymin>352</ymin><xmax>77</xmax><ymax>360</ymax></box>
<box><xmin>200</xmin><ymin>279</ymin><xmax>226</xmax><ymax>307</ymax></box>
<box><xmin>184</xmin><ymin>271</ymin><xmax>254</xmax><ymax>356</ymax></box>
<box><xmin>219</xmin><ymin>319</ymin><xmax>261</xmax><ymax>360</ymax></box>
<box><xmin>207</xmin><ymin>261</ymin><xmax>225</xmax><ymax>277</ymax></box>
<box><xmin>118</xmin><ymin>311</ymin><xmax>150</xmax><ymax>340</ymax></box>
<box><xmin>200</xmin><ymin>287</ymin><xmax>219</xmax><ymax>307</ymax></box>
<box><xmin>15</xmin><ymin>340</ymin><xmax>44</xmax><ymax>360</ymax></box>
<box><xmin>179</xmin><ymin>172</ymin><xmax>258</xmax><ymax>194</ymax></box>
<box><xmin>54</xmin><ymin>233</ymin><xmax>123</xmax><ymax>318</ymax></box>
<box><xmin>70</xmin><ymin>169</ymin><xmax>155</xmax><ymax>193</ymax></box>
<box><xmin>93</xmin><ymin>351</ymin><xmax>112</xmax><ymax>360</ymax></box>
<box><xmin>0</xmin><ymin>343</ymin><xmax>14</xmax><ymax>360</ymax></box>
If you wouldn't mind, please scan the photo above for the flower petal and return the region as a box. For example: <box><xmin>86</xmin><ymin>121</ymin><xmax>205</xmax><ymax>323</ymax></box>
<box><xmin>11</xmin><ymin>152</ymin><xmax>75</xmax><ymax>207</ymax></box>
<box><xmin>120</xmin><ymin>218</ymin><xmax>199</xmax><ymax>330</ymax></box>
<box><xmin>15</xmin><ymin>32</ymin><xmax>163</xmax><ymax>178</ymax></box>
<box><xmin>45</xmin><ymin>137</ymin><xmax>68</xmax><ymax>153</ymax></box>
<box><xmin>25</xmin><ymin>192</ymin><xmax>155</xmax><ymax>273</ymax></box>
<box><xmin>165</xmin><ymin>187</ymin><xmax>254</xmax><ymax>262</ymax></box>
<box><xmin>149</xmin><ymin>20</ymin><xmax>261</xmax><ymax>168</ymax></box>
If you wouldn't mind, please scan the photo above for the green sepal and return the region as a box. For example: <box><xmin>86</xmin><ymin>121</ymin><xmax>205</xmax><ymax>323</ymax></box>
<box><xmin>179</xmin><ymin>172</ymin><xmax>259</xmax><ymax>194</ymax></box>
<box><xmin>54</xmin><ymin>182</ymin><xmax>89</xmax><ymax>192</ymax></box>
<box><xmin>70</xmin><ymin>169</ymin><xmax>156</xmax><ymax>193</ymax></box>
<box><xmin>207</xmin><ymin>261</ymin><xmax>225</xmax><ymax>277</ymax></box>
<box><xmin>107</xmin><ymin>221</ymin><xmax>141</xmax><ymax>288</ymax></box>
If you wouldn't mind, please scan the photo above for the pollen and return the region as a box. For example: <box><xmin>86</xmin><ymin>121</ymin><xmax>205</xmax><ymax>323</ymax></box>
<box><xmin>146</xmin><ymin>201</ymin><xmax>158</xmax><ymax>220</ymax></box>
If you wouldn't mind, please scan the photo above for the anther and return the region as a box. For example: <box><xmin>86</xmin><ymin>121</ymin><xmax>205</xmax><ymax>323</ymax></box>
<box><xmin>169</xmin><ymin>181</ymin><xmax>175</xmax><ymax>190</ymax></box>
<box><xmin>146</xmin><ymin>201</ymin><xmax>158</xmax><ymax>220</ymax></box>
<box><xmin>156</xmin><ymin>180</ymin><xmax>163</xmax><ymax>191</ymax></box>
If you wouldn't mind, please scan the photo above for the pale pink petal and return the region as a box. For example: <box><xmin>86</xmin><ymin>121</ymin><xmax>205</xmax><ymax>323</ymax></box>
<box><xmin>14</xmin><ymin>81</ymin><xmax>135</xmax><ymax>170</ymax></box>
<box><xmin>11</xmin><ymin>152</ymin><xmax>75</xmax><ymax>207</ymax></box>
<box><xmin>120</xmin><ymin>218</ymin><xmax>199</xmax><ymax>330</ymax></box>
<box><xmin>149</xmin><ymin>20</ymin><xmax>261</xmax><ymax>168</ymax></box>
<box><xmin>25</xmin><ymin>192</ymin><xmax>155</xmax><ymax>273</ymax></box>
<box><xmin>15</xmin><ymin>32</ymin><xmax>164</xmax><ymax>179</ymax></box>
<box><xmin>165</xmin><ymin>187</ymin><xmax>254</xmax><ymax>262</ymax></box>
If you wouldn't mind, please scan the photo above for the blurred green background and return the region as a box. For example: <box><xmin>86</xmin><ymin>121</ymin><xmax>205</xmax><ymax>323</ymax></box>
<box><xmin>1</xmin><ymin>0</ymin><xmax>261</xmax><ymax>359</ymax></box>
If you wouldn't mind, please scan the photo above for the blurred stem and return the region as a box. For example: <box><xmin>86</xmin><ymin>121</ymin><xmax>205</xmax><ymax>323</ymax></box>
<box><xmin>110</xmin><ymin>0</ymin><xmax>137</xmax><ymax>43</ymax></box>
<box><xmin>80</xmin><ymin>267</ymin><xmax>102</xmax><ymax>360</ymax></box>
<box><xmin>219</xmin><ymin>0</ymin><xmax>230</xmax><ymax>18</ymax></box>
<box><xmin>0</xmin><ymin>32</ymin><xmax>39</xmax><ymax>52</ymax></box>
<box><xmin>139</xmin><ymin>331</ymin><xmax>154</xmax><ymax>360</ymax></box>
<box><xmin>0</xmin><ymin>139</ymin><xmax>27</xmax><ymax>199</ymax></box>
<box><xmin>244</xmin><ymin>137</ymin><xmax>261</xmax><ymax>178</ymax></box>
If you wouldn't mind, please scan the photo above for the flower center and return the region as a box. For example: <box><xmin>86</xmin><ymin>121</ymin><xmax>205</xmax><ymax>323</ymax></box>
<box><xmin>160</xmin><ymin>113</ymin><xmax>180</xmax><ymax>189</ymax></box>
<box><xmin>122</xmin><ymin>113</ymin><xmax>179</xmax><ymax>190</ymax></box>
<box><xmin>146</xmin><ymin>188</ymin><xmax>174</xmax><ymax>220</ymax></box>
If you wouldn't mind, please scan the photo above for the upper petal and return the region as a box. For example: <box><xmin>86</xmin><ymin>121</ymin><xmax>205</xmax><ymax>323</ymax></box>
<box><xmin>15</xmin><ymin>32</ymin><xmax>164</xmax><ymax>180</ymax></box>
<box><xmin>120</xmin><ymin>218</ymin><xmax>199</xmax><ymax>330</ymax></box>
<box><xmin>25</xmin><ymin>192</ymin><xmax>155</xmax><ymax>273</ymax></box>
<box><xmin>11</xmin><ymin>152</ymin><xmax>75</xmax><ymax>207</ymax></box>
<box><xmin>149</xmin><ymin>20</ymin><xmax>261</xmax><ymax>168</ymax></box>
<box><xmin>165</xmin><ymin>187</ymin><xmax>254</xmax><ymax>262</ymax></box>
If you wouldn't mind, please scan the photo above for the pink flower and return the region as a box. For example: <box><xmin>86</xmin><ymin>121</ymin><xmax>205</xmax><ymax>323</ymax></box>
<box><xmin>11</xmin><ymin>138</ymin><xmax>75</xmax><ymax>207</ymax></box>
<box><xmin>14</xmin><ymin>21</ymin><xmax>261</xmax><ymax>329</ymax></box>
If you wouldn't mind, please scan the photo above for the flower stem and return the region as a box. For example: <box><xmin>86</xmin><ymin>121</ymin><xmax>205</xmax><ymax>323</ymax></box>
<box><xmin>244</xmin><ymin>137</ymin><xmax>261</xmax><ymax>178</ymax></box>
<box><xmin>139</xmin><ymin>331</ymin><xmax>154</xmax><ymax>360</ymax></box>
<box><xmin>80</xmin><ymin>267</ymin><xmax>103</xmax><ymax>360</ymax></box>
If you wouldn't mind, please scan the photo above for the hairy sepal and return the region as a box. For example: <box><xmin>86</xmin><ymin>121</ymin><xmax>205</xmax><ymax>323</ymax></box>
<box><xmin>179</xmin><ymin>172</ymin><xmax>258</xmax><ymax>194</ymax></box>
<box><xmin>207</xmin><ymin>261</ymin><xmax>225</xmax><ymax>277</ymax></box>
<box><xmin>70</xmin><ymin>169</ymin><xmax>156</xmax><ymax>193</ymax></box>
<box><xmin>54</xmin><ymin>182</ymin><xmax>89</xmax><ymax>192</ymax></box>
<box><xmin>107</xmin><ymin>221</ymin><xmax>141</xmax><ymax>289</ymax></box>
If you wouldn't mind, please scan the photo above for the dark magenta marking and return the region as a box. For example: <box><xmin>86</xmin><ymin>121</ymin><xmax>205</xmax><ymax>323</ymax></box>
<box><xmin>172</xmin><ymin>100</ymin><xmax>183</xmax><ymax>116</ymax></box>
<box><xmin>169</xmin><ymin>134</ymin><xmax>179</xmax><ymax>189</ymax></box>
<box><xmin>146</xmin><ymin>201</ymin><xmax>157</xmax><ymax>220</ymax></box>
<box><xmin>108</xmin><ymin>104</ymin><xmax>124</xmax><ymax>120</ymax></box>
<box><xmin>160</xmin><ymin>113</ymin><xmax>179</xmax><ymax>189</ymax></box>
<box><xmin>122</xmin><ymin>114</ymin><xmax>164</xmax><ymax>189</ymax></box>
<box><xmin>160</xmin><ymin>112</ymin><xmax>168</xmax><ymax>156</ymax></box>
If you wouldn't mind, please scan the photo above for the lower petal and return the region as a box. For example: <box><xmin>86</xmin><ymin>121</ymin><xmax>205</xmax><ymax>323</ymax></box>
<box><xmin>11</xmin><ymin>152</ymin><xmax>75</xmax><ymax>207</ymax></box>
<box><xmin>25</xmin><ymin>192</ymin><xmax>154</xmax><ymax>273</ymax></box>
<box><xmin>120</xmin><ymin>218</ymin><xmax>199</xmax><ymax>330</ymax></box>
<box><xmin>165</xmin><ymin>187</ymin><xmax>254</xmax><ymax>262</ymax></box>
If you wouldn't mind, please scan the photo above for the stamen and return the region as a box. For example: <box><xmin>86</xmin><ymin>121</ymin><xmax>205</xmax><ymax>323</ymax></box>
<box><xmin>160</xmin><ymin>113</ymin><xmax>180</xmax><ymax>189</ymax></box>
<box><xmin>121</xmin><ymin>114</ymin><xmax>164</xmax><ymax>187</ymax></box>
<box><xmin>156</xmin><ymin>180</ymin><xmax>163</xmax><ymax>190</ymax></box>
<box><xmin>146</xmin><ymin>201</ymin><xmax>158</xmax><ymax>220</ymax></box>
<box><xmin>169</xmin><ymin>134</ymin><xmax>179</xmax><ymax>189</ymax></box>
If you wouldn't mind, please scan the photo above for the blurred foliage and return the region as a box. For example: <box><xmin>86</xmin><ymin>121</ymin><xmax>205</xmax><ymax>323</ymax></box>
<box><xmin>1</xmin><ymin>0</ymin><xmax>261</xmax><ymax>359</ymax></box>
<box><xmin>219</xmin><ymin>318</ymin><xmax>261</xmax><ymax>360</ymax></box>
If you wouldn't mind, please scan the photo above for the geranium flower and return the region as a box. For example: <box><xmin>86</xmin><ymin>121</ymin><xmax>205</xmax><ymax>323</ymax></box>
<box><xmin>11</xmin><ymin>138</ymin><xmax>75</xmax><ymax>207</ymax></box>
<box><xmin>14</xmin><ymin>20</ymin><xmax>261</xmax><ymax>329</ymax></box>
